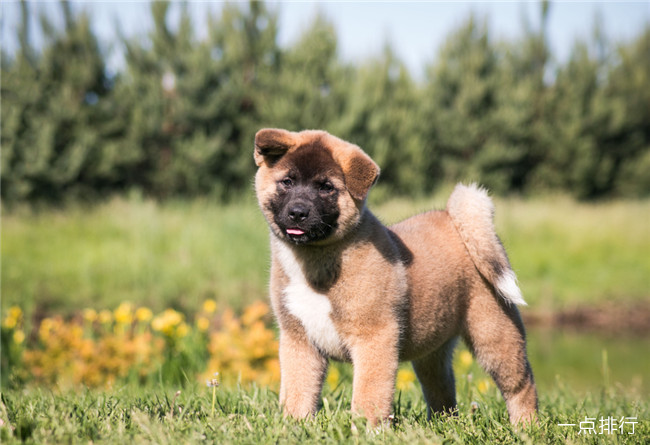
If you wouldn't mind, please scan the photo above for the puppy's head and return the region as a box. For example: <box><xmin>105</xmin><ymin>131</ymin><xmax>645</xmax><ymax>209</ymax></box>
<box><xmin>254</xmin><ymin>128</ymin><xmax>379</xmax><ymax>245</ymax></box>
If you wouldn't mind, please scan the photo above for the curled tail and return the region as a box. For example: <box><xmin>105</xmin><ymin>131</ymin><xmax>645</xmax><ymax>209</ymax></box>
<box><xmin>446</xmin><ymin>183</ymin><xmax>526</xmax><ymax>306</ymax></box>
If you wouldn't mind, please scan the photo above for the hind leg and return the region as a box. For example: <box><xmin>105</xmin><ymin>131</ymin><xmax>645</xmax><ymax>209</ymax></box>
<box><xmin>464</xmin><ymin>290</ymin><xmax>538</xmax><ymax>424</ymax></box>
<box><xmin>412</xmin><ymin>338</ymin><xmax>458</xmax><ymax>419</ymax></box>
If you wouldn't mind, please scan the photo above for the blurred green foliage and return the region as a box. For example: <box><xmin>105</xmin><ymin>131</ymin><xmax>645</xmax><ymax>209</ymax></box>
<box><xmin>2</xmin><ymin>0</ymin><xmax>649</xmax><ymax>203</ymax></box>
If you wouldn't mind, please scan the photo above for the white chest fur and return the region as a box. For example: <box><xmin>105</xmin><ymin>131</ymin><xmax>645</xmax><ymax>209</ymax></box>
<box><xmin>275</xmin><ymin>242</ymin><xmax>346</xmax><ymax>358</ymax></box>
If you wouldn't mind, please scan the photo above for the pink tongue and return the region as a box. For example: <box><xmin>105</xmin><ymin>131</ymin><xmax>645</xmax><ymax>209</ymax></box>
<box><xmin>287</xmin><ymin>228</ymin><xmax>305</xmax><ymax>236</ymax></box>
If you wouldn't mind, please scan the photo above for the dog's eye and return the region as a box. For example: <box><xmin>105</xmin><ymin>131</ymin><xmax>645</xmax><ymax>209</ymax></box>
<box><xmin>280</xmin><ymin>178</ymin><xmax>293</xmax><ymax>187</ymax></box>
<box><xmin>319</xmin><ymin>182</ymin><xmax>334</xmax><ymax>193</ymax></box>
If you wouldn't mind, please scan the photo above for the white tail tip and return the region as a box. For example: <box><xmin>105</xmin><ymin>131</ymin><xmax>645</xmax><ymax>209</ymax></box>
<box><xmin>496</xmin><ymin>270</ymin><xmax>527</xmax><ymax>306</ymax></box>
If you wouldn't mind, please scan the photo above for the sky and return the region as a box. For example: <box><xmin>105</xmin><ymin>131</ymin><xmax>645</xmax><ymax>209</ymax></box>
<box><xmin>2</xmin><ymin>1</ymin><xmax>649</xmax><ymax>79</ymax></box>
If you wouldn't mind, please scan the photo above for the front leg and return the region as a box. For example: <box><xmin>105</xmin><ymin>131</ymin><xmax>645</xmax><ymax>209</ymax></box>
<box><xmin>278</xmin><ymin>328</ymin><xmax>328</xmax><ymax>419</ymax></box>
<box><xmin>349</xmin><ymin>324</ymin><xmax>400</xmax><ymax>426</ymax></box>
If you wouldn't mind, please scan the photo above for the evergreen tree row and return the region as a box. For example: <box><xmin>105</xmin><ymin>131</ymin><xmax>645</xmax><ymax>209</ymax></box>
<box><xmin>2</xmin><ymin>0</ymin><xmax>649</xmax><ymax>204</ymax></box>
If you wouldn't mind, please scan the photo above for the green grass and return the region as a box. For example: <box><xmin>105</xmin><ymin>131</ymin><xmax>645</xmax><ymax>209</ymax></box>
<box><xmin>494</xmin><ymin>196</ymin><xmax>650</xmax><ymax>309</ymax></box>
<box><xmin>3</xmin><ymin>193</ymin><xmax>649</xmax><ymax>317</ymax></box>
<box><xmin>1</xmin><ymin>377</ymin><xmax>648</xmax><ymax>444</ymax></box>
<box><xmin>1</xmin><ymin>196</ymin><xmax>270</xmax><ymax>316</ymax></box>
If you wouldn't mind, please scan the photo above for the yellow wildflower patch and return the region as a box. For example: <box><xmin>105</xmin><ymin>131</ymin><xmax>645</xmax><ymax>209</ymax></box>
<box><xmin>204</xmin><ymin>302</ymin><xmax>279</xmax><ymax>388</ymax></box>
<box><xmin>8</xmin><ymin>300</ymin><xmax>283</xmax><ymax>391</ymax></box>
<box><xmin>23</xmin><ymin>312</ymin><xmax>165</xmax><ymax>389</ymax></box>
<box><xmin>241</xmin><ymin>300</ymin><xmax>270</xmax><ymax>326</ymax></box>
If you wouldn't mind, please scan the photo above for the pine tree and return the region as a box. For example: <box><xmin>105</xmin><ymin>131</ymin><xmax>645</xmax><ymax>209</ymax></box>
<box><xmin>488</xmin><ymin>0</ymin><xmax>553</xmax><ymax>194</ymax></box>
<box><xmin>115</xmin><ymin>1</ymin><xmax>280</xmax><ymax>198</ymax></box>
<box><xmin>541</xmin><ymin>22</ymin><xmax>650</xmax><ymax>198</ymax></box>
<box><xmin>262</xmin><ymin>13</ymin><xmax>351</xmax><ymax>132</ymax></box>
<box><xmin>606</xmin><ymin>26</ymin><xmax>650</xmax><ymax>197</ymax></box>
<box><xmin>421</xmin><ymin>16</ymin><xmax>500</xmax><ymax>189</ymax></box>
<box><xmin>204</xmin><ymin>0</ymin><xmax>281</xmax><ymax>197</ymax></box>
<box><xmin>116</xmin><ymin>0</ymin><xmax>203</xmax><ymax>197</ymax></box>
<box><xmin>1</xmin><ymin>0</ymin><xmax>116</xmax><ymax>203</ymax></box>
<box><xmin>338</xmin><ymin>45</ymin><xmax>426</xmax><ymax>197</ymax></box>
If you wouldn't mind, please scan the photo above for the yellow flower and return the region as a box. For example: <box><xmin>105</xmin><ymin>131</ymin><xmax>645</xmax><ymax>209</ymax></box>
<box><xmin>396</xmin><ymin>368</ymin><xmax>416</xmax><ymax>391</ymax></box>
<box><xmin>83</xmin><ymin>308</ymin><xmax>98</xmax><ymax>323</ymax></box>
<box><xmin>197</xmin><ymin>316</ymin><xmax>210</xmax><ymax>332</ymax></box>
<box><xmin>114</xmin><ymin>302</ymin><xmax>134</xmax><ymax>324</ymax></box>
<box><xmin>241</xmin><ymin>301</ymin><xmax>269</xmax><ymax>326</ymax></box>
<box><xmin>71</xmin><ymin>325</ymin><xmax>84</xmax><ymax>339</ymax></box>
<box><xmin>135</xmin><ymin>307</ymin><xmax>153</xmax><ymax>323</ymax></box>
<box><xmin>2</xmin><ymin>306</ymin><xmax>23</xmax><ymax>329</ymax></box>
<box><xmin>9</xmin><ymin>306</ymin><xmax>23</xmax><ymax>319</ymax></box>
<box><xmin>477</xmin><ymin>378</ymin><xmax>491</xmax><ymax>394</ymax></box>
<box><xmin>202</xmin><ymin>299</ymin><xmax>217</xmax><ymax>314</ymax></box>
<box><xmin>3</xmin><ymin>316</ymin><xmax>17</xmax><ymax>330</ymax></box>
<box><xmin>265</xmin><ymin>358</ymin><xmax>280</xmax><ymax>381</ymax></box>
<box><xmin>176</xmin><ymin>322</ymin><xmax>189</xmax><ymax>338</ymax></box>
<box><xmin>221</xmin><ymin>308</ymin><xmax>240</xmax><ymax>333</ymax></box>
<box><xmin>98</xmin><ymin>309</ymin><xmax>113</xmax><ymax>324</ymax></box>
<box><xmin>151</xmin><ymin>317</ymin><xmax>164</xmax><ymax>332</ymax></box>
<box><xmin>458</xmin><ymin>350</ymin><xmax>473</xmax><ymax>370</ymax></box>
<box><xmin>13</xmin><ymin>330</ymin><xmax>25</xmax><ymax>344</ymax></box>
<box><xmin>152</xmin><ymin>309</ymin><xmax>185</xmax><ymax>336</ymax></box>
<box><xmin>326</xmin><ymin>366</ymin><xmax>340</xmax><ymax>389</ymax></box>
<box><xmin>39</xmin><ymin>318</ymin><xmax>55</xmax><ymax>341</ymax></box>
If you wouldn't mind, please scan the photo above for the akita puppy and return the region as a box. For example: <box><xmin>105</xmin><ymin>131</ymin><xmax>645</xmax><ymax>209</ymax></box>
<box><xmin>253</xmin><ymin>128</ymin><xmax>537</xmax><ymax>426</ymax></box>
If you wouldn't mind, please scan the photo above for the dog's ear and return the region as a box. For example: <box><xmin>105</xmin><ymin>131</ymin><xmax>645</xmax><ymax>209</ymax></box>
<box><xmin>338</xmin><ymin>146</ymin><xmax>380</xmax><ymax>202</ymax></box>
<box><xmin>254</xmin><ymin>128</ymin><xmax>295</xmax><ymax>166</ymax></box>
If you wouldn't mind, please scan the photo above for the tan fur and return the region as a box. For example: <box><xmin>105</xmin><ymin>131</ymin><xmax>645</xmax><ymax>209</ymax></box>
<box><xmin>254</xmin><ymin>129</ymin><xmax>538</xmax><ymax>427</ymax></box>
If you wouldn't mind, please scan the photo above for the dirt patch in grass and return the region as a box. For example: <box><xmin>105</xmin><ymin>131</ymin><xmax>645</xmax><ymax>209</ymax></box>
<box><xmin>523</xmin><ymin>301</ymin><xmax>650</xmax><ymax>336</ymax></box>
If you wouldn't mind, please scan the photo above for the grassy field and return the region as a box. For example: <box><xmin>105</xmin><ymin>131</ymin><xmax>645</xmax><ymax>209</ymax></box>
<box><xmin>2</xmin><ymin>374</ymin><xmax>648</xmax><ymax>444</ymax></box>
<box><xmin>3</xmin><ymin>193</ymin><xmax>649</xmax><ymax>317</ymax></box>
<box><xmin>2</xmin><ymin>193</ymin><xmax>649</xmax><ymax>443</ymax></box>
<box><xmin>2</xmin><ymin>197</ymin><xmax>271</xmax><ymax>316</ymax></box>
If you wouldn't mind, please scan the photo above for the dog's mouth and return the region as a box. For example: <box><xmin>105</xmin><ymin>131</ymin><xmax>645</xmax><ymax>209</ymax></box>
<box><xmin>272</xmin><ymin>212</ymin><xmax>339</xmax><ymax>245</ymax></box>
<box><xmin>283</xmin><ymin>226</ymin><xmax>318</xmax><ymax>244</ymax></box>
<box><xmin>285</xmin><ymin>227</ymin><xmax>311</xmax><ymax>244</ymax></box>
<box><xmin>286</xmin><ymin>228</ymin><xmax>306</xmax><ymax>236</ymax></box>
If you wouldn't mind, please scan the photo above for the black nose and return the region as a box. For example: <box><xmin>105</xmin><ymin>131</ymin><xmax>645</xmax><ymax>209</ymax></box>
<box><xmin>288</xmin><ymin>204</ymin><xmax>310</xmax><ymax>222</ymax></box>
